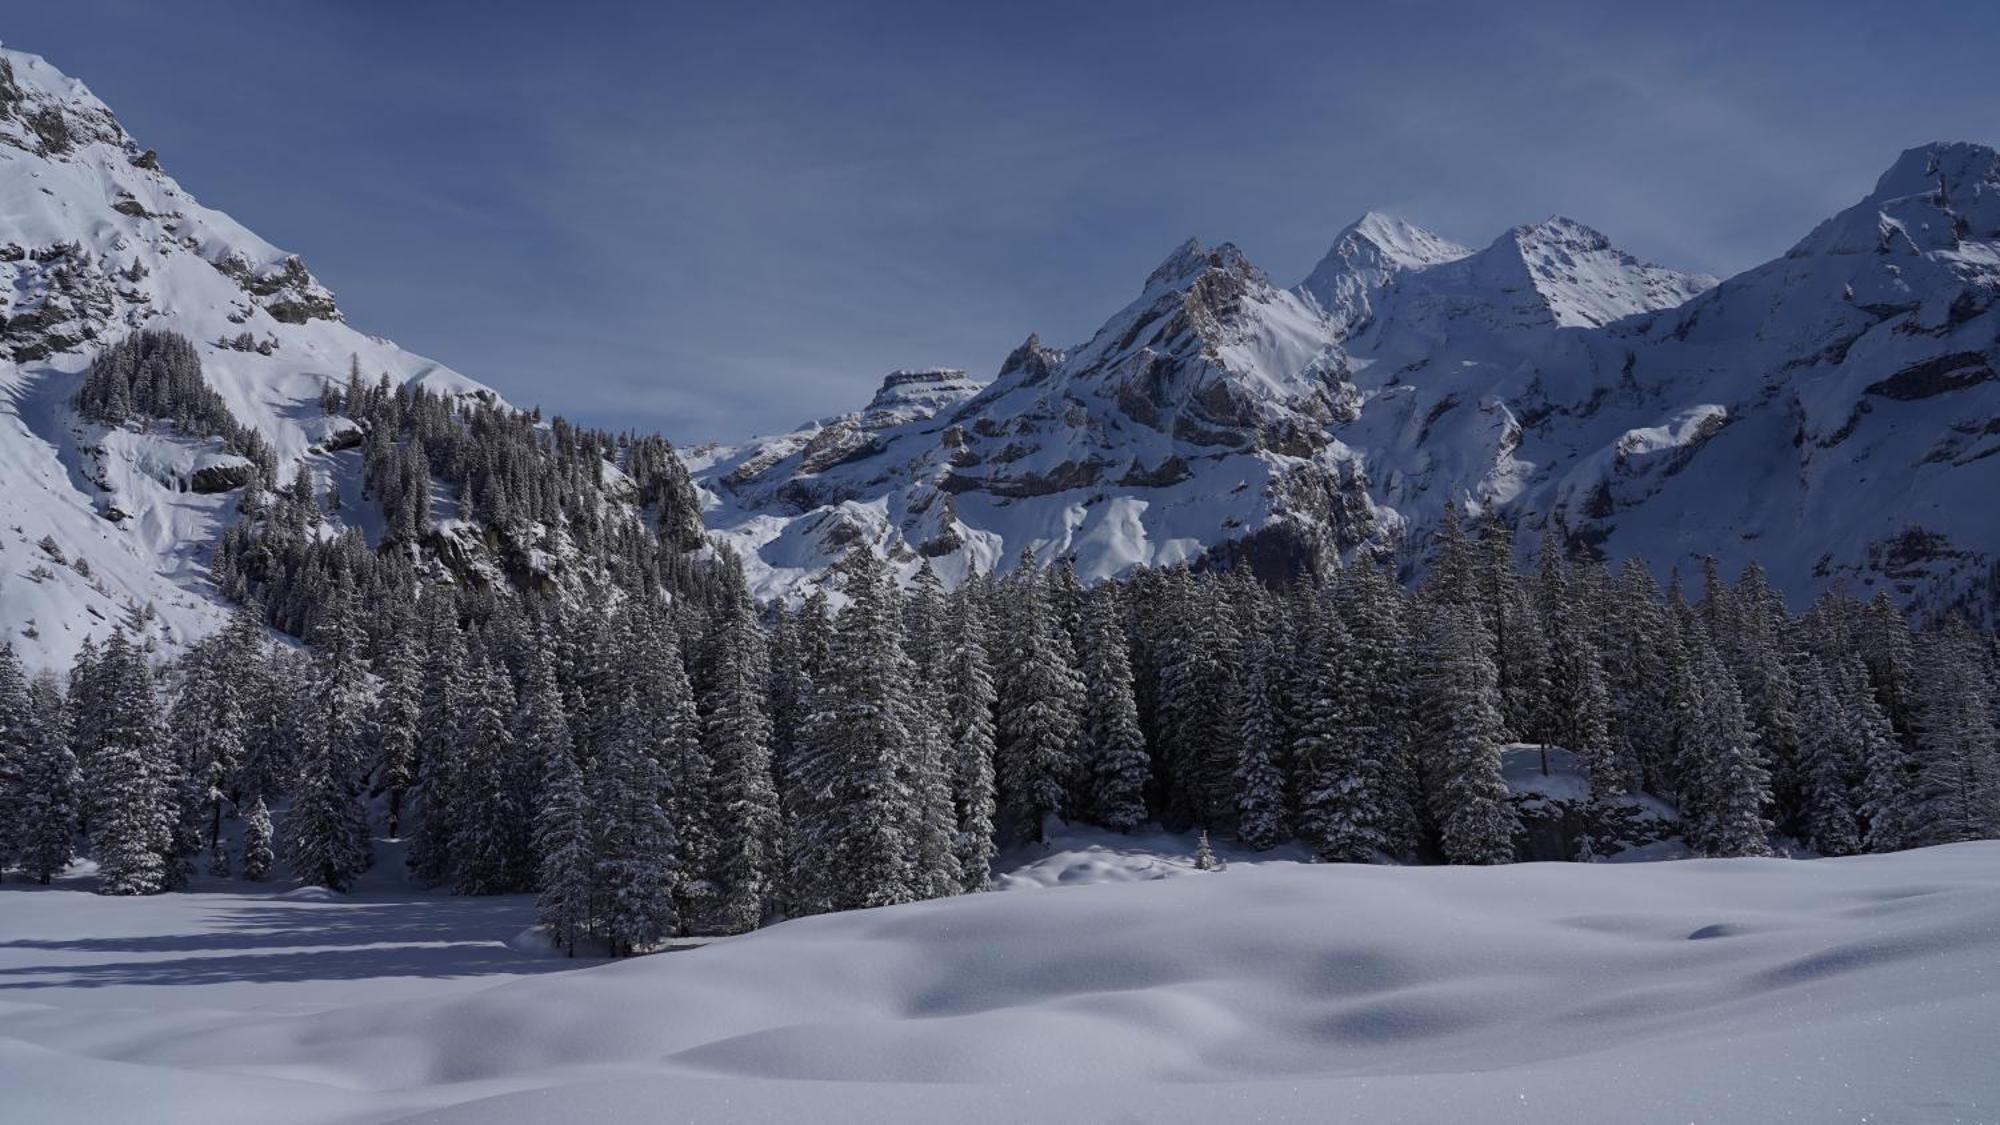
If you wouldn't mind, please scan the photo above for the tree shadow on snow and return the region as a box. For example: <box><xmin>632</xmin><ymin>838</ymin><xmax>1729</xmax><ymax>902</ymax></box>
<box><xmin>0</xmin><ymin>895</ymin><xmax>592</xmax><ymax>989</ymax></box>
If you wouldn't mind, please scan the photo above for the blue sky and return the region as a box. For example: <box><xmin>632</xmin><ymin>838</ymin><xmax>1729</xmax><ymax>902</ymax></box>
<box><xmin>9</xmin><ymin>0</ymin><xmax>1998</xmax><ymax>441</ymax></box>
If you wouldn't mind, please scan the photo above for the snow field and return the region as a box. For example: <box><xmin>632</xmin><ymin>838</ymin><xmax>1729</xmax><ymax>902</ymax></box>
<box><xmin>1</xmin><ymin>840</ymin><xmax>1995</xmax><ymax>1123</ymax></box>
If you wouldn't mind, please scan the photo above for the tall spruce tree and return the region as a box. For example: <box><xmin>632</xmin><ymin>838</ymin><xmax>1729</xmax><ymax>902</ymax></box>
<box><xmin>1845</xmin><ymin>656</ymin><xmax>1912</xmax><ymax>853</ymax></box>
<box><xmin>1413</xmin><ymin>603</ymin><xmax>1517</xmax><ymax>865</ymax></box>
<box><xmin>454</xmin><ymin>653</ymin><xmax>527</xmax><ymax>894</ymax></box>
<box><xmin>533</xmin><ymin>706</ymin><xmax>596</xmax><ymax>956</ymax></box>
<box><xmin>995</xmin><ymin>551</ymin><xmax>1084</xmax><ymax>843</ymax></box>
<box><xmin>371</xmin><ymin>621</ymin><xmax>424</xmax><ymax>837</ymax></box>
<box><xmin>1909</xmin><ymin>622</ymin><xmax>2000</xmax><ymax>845</ymax></box>
<box><xmin>409</xmin><ymin>609</ymin><xmax>470</xmax><ymax>886</ymax></box>
<box><xmin>898</xmin><ymin>561</ymin><xmax>964</xmax><ymax>900</ymax></box>
<box><xmin>0</xmin><ymin>642</ymin><xmax>33</xmax><ymax>868</ymax></box>
<box><xmin>1338</xmin><ymin>564</ymin><xmax>1420</xmax><ymax>856</ymax></box>
<box><xmin>815</xmin><ymin>549</ymin><xmax>923</xmax><ymax>909</ymax></box>
<box><xmin>1293</xmin><ymin>607</ymin><xmax>1388</xmax><ymax>862</ymax></box>
<box><xmin>592</xmin><ymin>688</ymin><xmax>679</xmax><ymax>955</ymax></box>
<box><xmin>86</xmin><ymin>632</ymin><xmax>175</xmax><ymax>895</ymax></box>
<box><xmin>699</xmin><ymin>596</ymin><xmax>782</xmax><ymax>932</ymax></box>
<box><xmin>11</xmin><ymin>669</ymin><xmax>79</xmax><ymax>883</ymax></box>
<box><xmin>240</xmin><ymin>795</ymin><xmax>274</xmax><ymax>882</ymax></box>
<box><xmin>286</xmin><ymin>727</ymin><xmax>372</xmax><ymax>891</ymax></box>
<box><xmin>1795</xmin><ymin>658</ymin><xmax>1862</xmax><ymax>857</ymax></box>
<box><xmin>1680</xmin><ymin>642</ymin><xmax>1773</xmax><ymax>858</ymax></box>
<box><xmin>1157</xmin><ymin>571</ymin><xmax>1245</xmax><ymax>831</ymax></box>
<box><xmin>1234</xmin><ymin>620</ymin><xmax>1289</xmax><ymax>851</ymax></box>
<box><xmin>1533</xmin><ymin>539</ymin><xmax>1616</xmax><ymax>793</ymax></box>
<box><xmin>1078</xmin><ymin>587</ymin><xmax>1149</xmax><ymax>833</ymax></box>
<box><xmin>943</xmin><ymin>583</ymin><xmax>1001</xmax><ymax>889</ymax></box>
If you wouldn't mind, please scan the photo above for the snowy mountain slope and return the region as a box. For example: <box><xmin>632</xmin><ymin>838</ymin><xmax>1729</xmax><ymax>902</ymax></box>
<box><xmin>2</xmin><ymin>841</ymin><xmax>1995</xmax><ymax>1122</ymax></box>
<box><xmin>9</xmin><ymin>38</ymin><xmax>2000</xmax><ymax>634</ymax></box>
<box><xmin>0</xmin><ymin>45</ymin><xmax>496</xmax><ymax>670</ymax></box>
<box><xmin>702</xmin><ymin>143</ymin><xmax>2000</xmax><ymax>619</ymax></box>
<box><xmin>1513</xmin><ymin>142</ymin><xmax>2000</xmax><ymax>616</ymax></box>
<box><xmin>691</xmin><ymin>238</ymin><xmax>1379</xmax><ymax>599</ymax></box>
<box><xmin>696</xmin><ymin>206</ymin><xmax>1716</xmax><ymax>599</ymax></box>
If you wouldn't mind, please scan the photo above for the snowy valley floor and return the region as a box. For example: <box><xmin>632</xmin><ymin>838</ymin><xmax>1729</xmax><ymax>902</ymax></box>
<box><xmin>1</xmin><ymin>835</ymin><xmax>1996</xmax><ymax>1124</ymax></box>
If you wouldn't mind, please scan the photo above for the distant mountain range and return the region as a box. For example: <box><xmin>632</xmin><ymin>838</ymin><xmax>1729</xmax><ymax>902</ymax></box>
<box><xmin>694</xmin><ymin>142</ymin><xmax>2000</xmax><ymax>624</ymax></box>
<box><xmin>6</xmin><ymin>40</ymin><xmax>2000</xmax><ymax>670</ymax></box>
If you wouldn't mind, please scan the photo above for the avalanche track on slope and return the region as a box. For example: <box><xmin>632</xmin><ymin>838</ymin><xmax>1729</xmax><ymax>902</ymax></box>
<box><xmin>1</xmin><ymin>842</ymin><xmax>1994</xmax><ymax>1123</ymax></box>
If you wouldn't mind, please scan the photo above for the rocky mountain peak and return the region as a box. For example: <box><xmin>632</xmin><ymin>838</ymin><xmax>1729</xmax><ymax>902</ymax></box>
<box><xmin>996</xmin><ymin>333</ymin><xmax>1065</xmax><ymax>386</ymax></box>
<box><xmin>1470</xmin><ymin>216</ymin><xmax>1713</xmax><ymax>329</ymax></box>
<box><xmin>1790</xmin><ymin>142</ymin><xmax>2000</xmax><ymax>260</ymax></box>
<box><xmin>1142</xmin><ymin>238</ymin><xmax>1259</xmax><ymax>295</ymax></box>
<box><xmin>1298</xmin><ymin>213</ymin><xmax>1470</xmax><ymax>338</ymax></box>
<box><xmin>0</xmin><ymin>46</ymin><xmax>127</xmax><ymax>159</ymax></box>
<box><xmin>864</xmin><ymin>367</ymin><xmax>981</xmax><ymax>418</ymax></box>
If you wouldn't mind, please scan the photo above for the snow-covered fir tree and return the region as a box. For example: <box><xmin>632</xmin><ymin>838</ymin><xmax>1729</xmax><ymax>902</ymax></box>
<box><xmin>285</xmin><ymin>722</ymin><xmax>372</xmax><ymax>891</ymax></box>
<box><xmin>698</xmin><ymin>593</ymin><xmax>782</xmax><ymax>932</ymax></box>
<box><xmin>1795</xmin><ymin>658</ymin><xmax>1862</xmax><ymax>857</ymax></box>
<box><xmin>1846</xmin><ymin>656</ymin><xmax>1913</xmax><ymax>854</ymax></box>
<box><xmin>811</xmin><ymin>548</ymin><xmax>924</xmax><ymax>910</ymax></box>
<box><xmin>994</xmin><ymin>550</ymin><xmax>1084</xmax><ymax>843</ymax></box>
<box><xmin>84</xmin><ymin>632</ymin><xmax>175</xmax><ymax>895</ymax></box>
<box><xmin>452</xmin><ymin>653</ymin><xmax>526</xmax><ymax>894</ymax></box>
<box><xmin>943</xmin><ymin>581</ymin><xmax>1001</xmax><ymax>890</ymax></box>
<box><xmin>1679</xmin><ymin>640</ymin><xmax>1774</xmax><ymax>859</ymax></box>
<box><xmin>6</xmin><ymin>662</ymin><xmax>79</xmax><ymax>884</ymax></box>
<box><xmin>241</xmin><ymin>796</ymin><xmax>274</xmax><ymax>882</ymax></box>
<box><xmin>590</xmin><ymin>689</ymin><xmax>679</xmax><ymax>956</ymax></box>
<box><xmin>1155</xmin><ymin>567</ymin><xmax>1245</xmax><ymax>832</ymax></box>
<box><xmin>0</xmin><ymin>642</ymin><xmax>33</xmax><ymax>867</ymax></box>
<box><xmin>1910</xmin><ymin>622</ymin><xmax>2000</xmax><ymax>845</ymax></box>
<box><xmin>1078</xmin><ymin>586</ymin><xmax>1149</xmax><ymax>834</ymax></box>
<box><xmin>532</xmin><ymin>698</ymin><xmax>595</xmax><ymax>956</ymax></box>
<box><xmin>1533</xmin><ymin>539</ymin><xmax>1616</xmax><ymax>795</ymax></box>
<box><xmin>1233</xmin><ymin>613</ymin><xmax>1289</xmax><ymax>852</ymax></box>
<box><xmin>1413</xmin><ymin>602</ymin><xmax>1517</xmax><ymax>865</ymax></box>
<box><xmin>1292</xmin><ymin>607</ymin><xmax>1387</xmax><ymax>863</ymax></box>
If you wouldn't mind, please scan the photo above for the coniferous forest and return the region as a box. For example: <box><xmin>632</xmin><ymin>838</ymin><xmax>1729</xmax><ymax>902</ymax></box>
<box><xmin>3</xmin><ymin>334</ymin><xmax>1999</xmax><ymax>956</ymax></box>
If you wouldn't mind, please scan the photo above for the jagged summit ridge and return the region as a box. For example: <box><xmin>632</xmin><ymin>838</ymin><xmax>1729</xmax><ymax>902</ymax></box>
<box><xmin>864</xmin><ymin>367</ymin><xmax>982</xmax><ymax>422</ymax></box>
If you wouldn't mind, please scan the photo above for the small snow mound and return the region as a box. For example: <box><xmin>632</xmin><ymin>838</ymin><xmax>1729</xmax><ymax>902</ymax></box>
<box><xmin>507</xmin><ymin>926</ymin><xmax>562</xmax><ymax>956</ymax></box>
<box><xmin>272</xmin><ymin>885</ymin><xmax>341</xmax><ymax>902</ymax></box>
<box><xmin>994</xmin><ymin>822</ymin><xmax>1310</xmax><ymax>890</ymax></box>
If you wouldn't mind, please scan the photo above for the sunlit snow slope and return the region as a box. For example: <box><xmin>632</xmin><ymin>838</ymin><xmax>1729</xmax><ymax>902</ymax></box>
<box><xmin>0</xmin><ymin>45</ymin><xmax>494</xmax><ymax>670</ymax></box>
<box><xmin>1</xmin><ymin>842</ymin><xmax>1994</xmax><ymax>1123</ymax></box>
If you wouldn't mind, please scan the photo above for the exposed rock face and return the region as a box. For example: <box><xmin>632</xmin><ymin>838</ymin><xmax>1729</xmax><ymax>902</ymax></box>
<box><xmin>188</xmin><ymin>455</ymin><xmax>257</xmax><ymax>493</ymax></box>
<box><xmin>0</xmin><ymin>49</ymin><xmax>346</xmax><ymax>368</ymax></box>
<box><xmin>212</xmin><ymin>254</ymin><xmax>341</xmax><ymax>325</ymax></box>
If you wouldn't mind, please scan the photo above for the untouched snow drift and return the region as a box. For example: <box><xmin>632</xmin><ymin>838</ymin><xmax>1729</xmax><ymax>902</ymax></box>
<box><xmin>2</xmin><ymin>842</ymin><xmax>1996</xmax><ymax>1123</ymax></box>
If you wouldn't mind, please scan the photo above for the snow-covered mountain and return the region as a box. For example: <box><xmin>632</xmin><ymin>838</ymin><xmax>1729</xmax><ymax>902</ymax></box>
<box><xmin>8</xmin><ymin>38</ymin><xmax>2000</xmax><ymax>659</ymax></box>
<box><xmin>0</xmin><ymin>46</ymin><xmax>500</xmax><ymax>670</ymax></box>
<box><xmin>700</xmin><ymin>144</ymin><xmax>2000</xmax><ymax>620</ymax></box>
